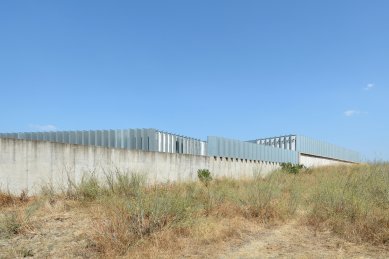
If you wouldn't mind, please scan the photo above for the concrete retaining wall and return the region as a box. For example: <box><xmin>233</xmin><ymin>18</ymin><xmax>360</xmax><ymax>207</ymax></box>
<box><xmin>0</xmin><ymin>138</ymin><xmax>277</xmax><ymax>194</ymax></box>
<box><xmin>299</xmin><ymin>154</ymin><xmax>352</xmax><ymax>167</ymax></box>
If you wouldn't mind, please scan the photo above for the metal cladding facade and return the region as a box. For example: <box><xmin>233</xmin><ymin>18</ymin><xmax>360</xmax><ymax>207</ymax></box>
<box><xmin>157</xmin><ymin>131</ymin><xmax>207</xmax><ymax>156</ymax></box>
<box><xmin>207</xmin><ymin>136</ymin><xmax>299</xmax><ymax>164</ymax></box>
<box><xmin>0</xmin><ymin>129</ymin><xmax>207</xmax><ymax>156</ymax></box>
<box><xmin>248</xmin><ymin>135</ymin><xmax>297</xmax><ymax>150</ymax></box>
<box><xmin>296</xmin><ymin>135</ymin><xmax>360</xmax><ymax>163</ymax></box>
<box><xmin>0</xmin><ymin>129</ymin><xmax>360</xmax><ymax>164</ymax></box>
<box><xmin>250</xmin><ymin>135</ymin><xmax>360</xmax><ymax>163</ymax></box>
<box><xmin>0</xmin><ymin>129</ymin><xmax>158</xmax><ymax>151</ymax></box>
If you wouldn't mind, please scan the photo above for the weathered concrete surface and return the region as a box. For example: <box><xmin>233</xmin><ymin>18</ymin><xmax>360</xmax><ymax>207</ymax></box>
<box><xmin>0</xmin><ymin>138</ymin><xmax>277</xmax><ymax>194</ymax></box>
<box><xmin>299</xmin><ymin>154</ymin><xmax>351</xmax><ymax>167</ymax></box>
<box><xmin>209</xmin><ymin>156</ymin><xmax>278</xmax><ymax>178</ymax></box>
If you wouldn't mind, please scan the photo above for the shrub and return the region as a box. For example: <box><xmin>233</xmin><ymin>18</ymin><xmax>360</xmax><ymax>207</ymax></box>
<box><xmin>280</xmin><ymin>163</ymin><xmax>305</xmax><ymax>174</ymax></box>
<box><xmin>73</xmin><ymin>173</ymin><xmax>101</xmax><ymax>201</ymax></box>
<box><xmin>197</xmin><ymin>169</ymin><xmax>214</xmax><ymax>215</ymax></box>
<box><xmin>105</xmin><ymin>171</ymin><xmax>145</xmax><ymax>198</ymax></box>
<box><xmin>197</xmin><ymin>169</ymin><xmax>213</xmax><ymax>187</ymax></box>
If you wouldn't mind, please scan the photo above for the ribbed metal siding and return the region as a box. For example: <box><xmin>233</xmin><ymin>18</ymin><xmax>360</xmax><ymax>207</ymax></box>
<box><xmin>296</xmin><ymin>135</ymin><xmax>360</xmax><ymax>162</ymax></box>
<box><xmin>0</xmin><ymin>128</ymin><xmax>207</xmax><ymax>156</ymax></box>
<box><xmin>0</xmin><ymin>129</ymin><xmax>158</xmax><ymax>152</ymax></box>
<box><xmin>156</xmin><ymin>131</ymin><xmax>207</xmax><ymax>156</ymax></box>
<box><xmin>208</xmin><ymin>136</ymin><xmax>298</xmax><ymax>164</ymax></box>
<box><xmin>248</xmin><ymin>135</ymin><xmax>297</xmax><ymax>150</ymax></box>
<box><xmin>251</xmin><ymin>135</ymin><xmax>360</xmax><ymax>163</ymax></box>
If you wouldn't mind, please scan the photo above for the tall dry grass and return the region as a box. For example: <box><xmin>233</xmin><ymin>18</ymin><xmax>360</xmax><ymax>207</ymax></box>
<box><xmin>84</xmin><ymin>170</ymin><xmax>306</xmax><ymax>255</ymax></box>
<box><xmin>0</xmin><ymin>193</ymin><xmax>40</xmax><ymax>239</ymax></box>
<box><xmin>1</xmin><ymin>163</ymin><xmax>388</xmax><ymax>256</ymax></box>
<box><xmin>89</xmin><ymin>164</ymin><xmax>388</xmax><ymax>255</ymax></box>
<box><xmin>306</xmin><ymin>164</ymin><xmax>389</xmax><ymax>244</ymax></box>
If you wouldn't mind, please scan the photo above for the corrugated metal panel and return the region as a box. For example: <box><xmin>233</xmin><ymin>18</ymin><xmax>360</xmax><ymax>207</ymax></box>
<box><xmin>207</xmin><ymin>136</ymin><xmax>299</xmax><ymax>164</ymax></box>
<box><xmin>250</xmin><ymin>134</ymin><xmax>360</xmax><ymax>163</ymax></box>
<box><xmin>295</xmin><ymin>135</ymin><xmax>360</xmax><ymax>162</ymax></box>
<box><xmin>0</xmin><ymin>128</ymin><xmax>207</xmax><ymax>156</ymax></box>
<box><xmin>156</xmin><ymin>130</ymin><xmax>207</xmax><ymax>156</ymax></box>
<box><xmin>0</xmin><ymin>130</ymin><xmax>359</xmax><ymax>162</ymax></box>
<box><xmin>250</xmin><ymin>135</ymin><xmax>297</xmax><ymax>151</ymax></box>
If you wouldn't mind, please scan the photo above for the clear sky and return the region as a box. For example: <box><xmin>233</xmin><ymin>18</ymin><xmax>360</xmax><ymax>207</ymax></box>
<box><xmin>0</xmin><ymin>1</ymin><xmax>388</xmax><ymax>161</ymax></box>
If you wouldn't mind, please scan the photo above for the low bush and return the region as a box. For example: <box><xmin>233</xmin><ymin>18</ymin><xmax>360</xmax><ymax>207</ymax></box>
<box><xmin>280</xmin><ymin>162</ymin><xmax>305</xmax><ymax>174</ymax></box>
<box><xmin>197</xmin><ymin>169</ymin><xmax>213</xmax><ymax>187</ymax></box>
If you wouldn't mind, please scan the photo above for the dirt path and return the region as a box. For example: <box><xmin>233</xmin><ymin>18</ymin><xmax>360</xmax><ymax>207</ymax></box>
<box><xmin>219</xmin><ymin>221</ymin><xmax>388</xmax><ymax>259</ymax></box>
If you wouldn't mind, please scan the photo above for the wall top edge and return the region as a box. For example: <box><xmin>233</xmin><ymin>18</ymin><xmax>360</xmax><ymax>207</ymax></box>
<box><xmin>0</xmin><ymin>128</ymin><xmax>207</xmax><ymax>143</ymax></box>
<box><xmin>0</xmin><ymin>128</ymin><xmax>156</xmax><ymax>134</ymax></box>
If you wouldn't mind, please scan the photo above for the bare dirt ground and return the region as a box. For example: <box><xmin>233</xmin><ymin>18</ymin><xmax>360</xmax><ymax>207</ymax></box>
<box><xmin>0</xmin><ymin>206</ymin><xmax>96</xmax><ymax>258</ymax></box>
<box><xmin>219</xmin><ymin>221</ymin><xmax>389</xmax><ymax>259</ymax></box>
<box><xmin>1</xmin><ymin>203</ymin><xmax>388</xmax><ymax>259</ymax></box>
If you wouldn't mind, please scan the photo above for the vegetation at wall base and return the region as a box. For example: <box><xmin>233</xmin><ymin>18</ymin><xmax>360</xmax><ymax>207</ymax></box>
<box><xmin>197</xmin><ymin>169</ymin><xmax>213</xmax><ymax>187</ymax></box>
<box><xmin>0</xmin><ymin>164</ymin><xmax>388</xmax><ymax>258</ymax></box>
<box><xmin>280</xmin><ymin>162</ymin><xmax>306</xmax><ymax>174</ymax></box>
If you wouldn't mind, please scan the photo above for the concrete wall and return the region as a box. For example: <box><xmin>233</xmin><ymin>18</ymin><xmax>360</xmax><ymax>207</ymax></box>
<box><xmin>0</xmin><ymin>138</ymin><xmax>277</xmax><ymax>194</ymax></box>
<box><xmin>209</xmin><ymin>156</ymin><xmax>277</xmax><ymax>178</ymax></box>
<box><xmin>299</xmin><ymin>154</ymin><xmax>352</xmax><ymax>167</ymax></box>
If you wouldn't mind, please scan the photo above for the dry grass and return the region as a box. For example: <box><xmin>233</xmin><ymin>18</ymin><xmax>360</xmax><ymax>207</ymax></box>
<box><xmin>305</xmin><ymin>164</ymin><xmax>389</xmax><ymax>245</ymax></box>
<box><xmin>0</xmin><ymin>189</ymin><xmax>35</xmax><ymax>239</ymax></box>
<box><xmin>0</xmin><ymin>163</ymin><xmax>388</xmax><ymax>258</ymax></box>
<box><xmin>0</xmin><ymin>192</ymin><xmax>15</xmax><ymax>207</ymax></box>
<box><xmin>0</xmin><ymin>189</ymin><xmax>29</xmax><ymax>207</ymax></box>
<box><xmin>0</xmin><ymin>200</ymin><xmax>40</xmax><ymax>239</ymax></box>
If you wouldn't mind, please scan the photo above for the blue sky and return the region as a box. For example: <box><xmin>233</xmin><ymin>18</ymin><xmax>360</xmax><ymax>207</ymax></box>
<box><xmin>0</xmin><ymin>1</ymin><xmax>388</xmax><ymax>160</ymax></box>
